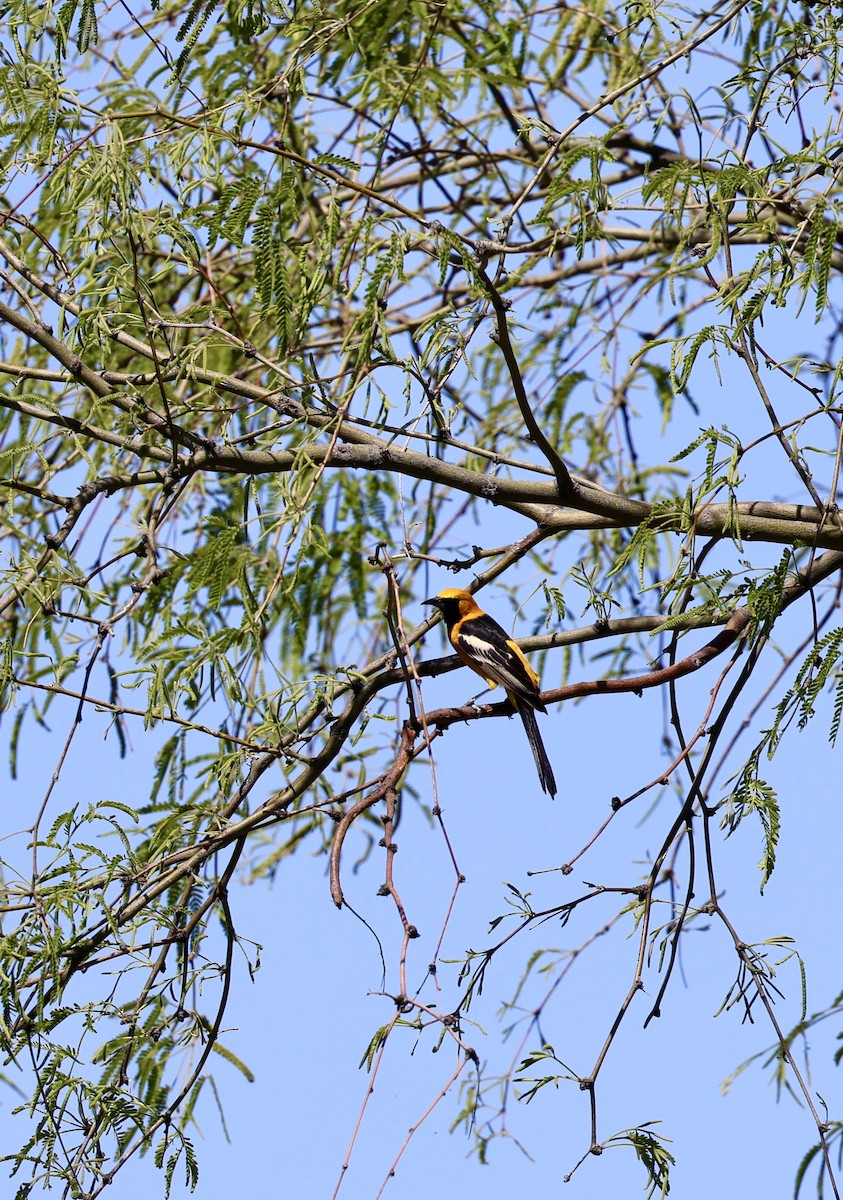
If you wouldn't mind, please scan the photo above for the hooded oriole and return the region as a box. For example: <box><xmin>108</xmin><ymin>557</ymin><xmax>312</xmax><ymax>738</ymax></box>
<box><xmin>424</xmin><ymin>588</ymin><xmax>557</xmax><ymax>797</ymax></box>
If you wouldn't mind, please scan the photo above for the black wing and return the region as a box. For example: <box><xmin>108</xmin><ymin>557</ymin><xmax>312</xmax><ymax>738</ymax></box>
<box><xmin>457</xmin><ymin>614</ymin><xmax>544</xmax><ymax>709</ymax></box>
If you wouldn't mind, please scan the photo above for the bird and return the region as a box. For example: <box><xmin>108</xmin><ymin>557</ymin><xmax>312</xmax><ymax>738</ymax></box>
<box><xmin>423</xmin><ymin>587</ymin><xmax>557</xmax><ymax>797</ymax></box>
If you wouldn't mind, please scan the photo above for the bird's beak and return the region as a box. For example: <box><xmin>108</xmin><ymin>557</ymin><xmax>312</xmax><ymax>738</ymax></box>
<box><xmin>423</xmin><ymin>597</ymin><xmax>441</xmax><ymax>611</ymax></box>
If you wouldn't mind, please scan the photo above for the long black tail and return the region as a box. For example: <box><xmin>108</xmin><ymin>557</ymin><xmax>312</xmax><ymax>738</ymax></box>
<box><xmin>519</xmin><ymin>705</ymin><xmax>557</xmax><ymax>797</ymax></box>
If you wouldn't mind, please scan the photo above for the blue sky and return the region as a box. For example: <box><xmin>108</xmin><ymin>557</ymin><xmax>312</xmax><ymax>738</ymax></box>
<box><xmin>3</xmin><ymin>610</ymin><xmax>840</xmax><ymax>1199</ymax></box>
